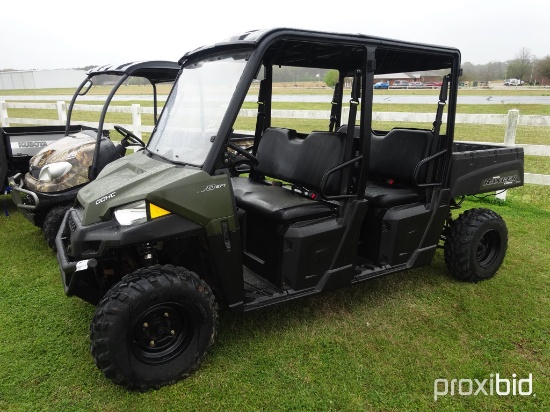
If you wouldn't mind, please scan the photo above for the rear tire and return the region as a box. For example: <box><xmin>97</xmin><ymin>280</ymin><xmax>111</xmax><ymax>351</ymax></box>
<box><xmin>43</xmin><ymin>204</ymin><xmax>71</xmax><ymax>251</ymax></box>
<box><xmin>444</xmin><ymin>208</ymin><xmax>508</xmax><ymax>282</ymax></box>
<box><xmin>90</xmin><ymin>265</ymin><xmax>218</xmax><ymax>390</ymax></box>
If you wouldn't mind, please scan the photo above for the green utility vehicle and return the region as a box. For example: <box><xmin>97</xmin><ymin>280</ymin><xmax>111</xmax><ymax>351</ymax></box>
<box><xmin>56</xmin><ymin>28</ymin><xmax>524</xmax><ymax>390</ymax></box>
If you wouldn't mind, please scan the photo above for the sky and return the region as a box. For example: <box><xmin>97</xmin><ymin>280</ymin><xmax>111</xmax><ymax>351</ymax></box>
<box><xmin>1</xmin><ymin>0</ymin><xmax>548</xmax><ymax>71</ymax></box>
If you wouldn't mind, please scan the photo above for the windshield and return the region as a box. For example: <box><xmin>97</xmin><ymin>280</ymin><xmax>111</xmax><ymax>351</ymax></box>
<box><xmin>147</xmin><ymin>51</ymin><xmax>249</xmax><ymax>166</ymax></box>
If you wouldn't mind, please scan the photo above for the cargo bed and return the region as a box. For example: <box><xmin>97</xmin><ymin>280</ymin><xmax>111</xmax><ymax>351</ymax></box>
<box><xmin>449</xmin><ymin>142</ymin><xmax>524</xmax><ymax>197</ymax></box>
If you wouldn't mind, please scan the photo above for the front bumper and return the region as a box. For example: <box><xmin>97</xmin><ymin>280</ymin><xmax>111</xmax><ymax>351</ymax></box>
<box><xmin>56</xmin><ymin>206</ymin><xmax>204</xmax><ymax>304</ymax></box>
<box><xmin>9</xmin><ymin>173</ymin><xmax>80</xmax><ymax>226</ymax></box>
<box><xmin>9</xmin><ymin>173</ymin><xmax>41</xmax><ymax>225</ymax></box>
<box><xmin>56</xmin><ymin>209</ymin><xmax>101</xmax><ymax>304</ymax></box>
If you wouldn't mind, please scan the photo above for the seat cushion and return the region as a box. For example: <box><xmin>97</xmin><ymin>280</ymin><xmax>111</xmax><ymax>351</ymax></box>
<box><xmin>232</xmin><ymin>177</ymin><xmax>336</xmax><ymax>222</ymax></box>
<box><xmin>365</xmin><ymin>180</ymin><xmax>422</xmax><ymax>208</ymax></box>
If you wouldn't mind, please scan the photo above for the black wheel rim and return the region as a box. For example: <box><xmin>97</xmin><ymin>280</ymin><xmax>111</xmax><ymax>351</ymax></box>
<box><xmin>131</xmin><ymin>303</ymin><xmax>195</xmax><ymax>366</ymax></box>
<box><xmin>476</xmin><ymin>229</ymin><xmax>501</xmax><ymax>268</ymax></box>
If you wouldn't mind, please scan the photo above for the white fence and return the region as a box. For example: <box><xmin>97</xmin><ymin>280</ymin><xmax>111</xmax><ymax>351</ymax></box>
<box><xmin>1</xmin><ymin>101</ymin><xmax>549</xmax><ymax>188</ymax></box>
<box><xmin>0</xmin><ymin>101</ymin><xmax>157</xmax><ymax>136</ymax></box>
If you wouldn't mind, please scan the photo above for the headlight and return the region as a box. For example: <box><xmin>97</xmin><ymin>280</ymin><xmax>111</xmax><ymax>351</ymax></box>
<box><xmin>114</xmin><ymin>201</ymin><xmax>147</xmax><ymax>226</ymax></box>
<box><xmin>38</xmin><ymin>161</ymin><xmax>72</xmax><ymax>182</ymax></box>
<box><xmin>113</xmin><ymin>201</ymin><xmax>171</xmax><ymax>226</ymax></box>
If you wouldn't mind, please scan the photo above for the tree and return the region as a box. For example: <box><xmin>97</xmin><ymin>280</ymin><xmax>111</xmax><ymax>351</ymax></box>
<box><xmin>324</xmin><ymin>70</ymin><xmax>339</xmax><ymax>87</ymax></box>
<box><xmin>535</xmin><ymin>55</ymin><xmax>550</xmax><ymax>83</ymax></box>
<box><xmin>72</xmin><ymin>65</ymin><xmax>98</xmax><ymax>71</ymax></box>
<box><xmin>460</xmin><ymin>62</ymin><xmax>477</xmax><ymax>81</ymax></box>
<box><xmin>461</xmin><ymin>61</ymin><xmax>507</xmax><ymax>82</ymax></box>
<box><xmin>506</xmin><ymin>47</ymin><xmax>532</xmax><ymax>81</ymax></box>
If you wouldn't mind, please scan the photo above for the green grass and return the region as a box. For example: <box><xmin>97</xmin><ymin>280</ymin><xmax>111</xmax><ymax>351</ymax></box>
<box><xmin>0</xmin><ymin>184</ymin><xmax>548</xmax><ymax>411</ymax></box>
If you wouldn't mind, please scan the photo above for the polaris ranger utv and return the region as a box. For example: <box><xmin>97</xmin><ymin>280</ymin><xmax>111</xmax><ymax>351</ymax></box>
<box><xmin>55</xmin><ymin>28</ymin><xmax>524</xmax><ymax>390</ymax></box>
<box><xmin>9</xmin><ymin>61</ymin><xmax>180</xmax><ymax>248</ymax></box>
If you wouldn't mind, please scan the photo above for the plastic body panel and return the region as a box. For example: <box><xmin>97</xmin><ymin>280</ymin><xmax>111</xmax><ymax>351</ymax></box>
<box><xmin>449</xmin><ymin>143</ymin><xmax>524</xmax><ymax>197</ymax></box>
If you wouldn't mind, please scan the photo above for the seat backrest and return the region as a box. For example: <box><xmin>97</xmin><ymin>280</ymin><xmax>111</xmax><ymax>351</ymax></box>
<box><xmin>369</xmin><ymin>128</ymin><xmax>433</xmax><ymax>184</ymax></box>
<box><xmin>95</xmin><ymin>137</ymin><xmax>122</xmax><ymax>174</ymax></box>
<box><xmin>338</xmin><ymin>125</ymin><xmax>433</xmax><ymax>185</ymax></box>
<box><xmin>255</xmin><ymin>127</ymin><xmax>347</xmax><ymax>194</ymax></box>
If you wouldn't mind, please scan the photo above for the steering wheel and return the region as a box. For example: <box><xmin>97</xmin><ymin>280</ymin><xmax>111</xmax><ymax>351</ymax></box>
<box><xmin>114</xmin><ymin>125</ymin><xmax>146</xmax><ymax>148</ymax></box>
<box><xmin>227</xmin><ymin>141</ymin><xmax>259</xmax><ymax>166</ymax></box>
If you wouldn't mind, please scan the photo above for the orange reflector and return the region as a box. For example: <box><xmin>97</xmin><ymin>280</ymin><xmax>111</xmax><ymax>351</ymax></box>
<box><xmin>149</xmin><ymin>203</ymin><xmax>171</xmax><ymax>219</ymax></box>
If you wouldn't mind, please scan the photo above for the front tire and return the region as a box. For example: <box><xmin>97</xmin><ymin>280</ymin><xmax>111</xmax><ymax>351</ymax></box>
<box><xmin>444</xmin><ymin>208</ymin><xmax>508</xmax><ymax>282</ymax></box>
<box><xmin>43</xmin><ymin>204</ymin><xmax>71</xmax><ymax>251</ymax></box>
<box><xmin>90</xmin><ymin>265</ymin><xmax>218</xmax><ymax>390</ymax></box>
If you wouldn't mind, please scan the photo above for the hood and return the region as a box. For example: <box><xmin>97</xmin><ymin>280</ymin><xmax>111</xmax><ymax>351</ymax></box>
<box><xmin>78</xmin><ymin>152</ymin><xmax>201</xmax><ymax>225</ymax></box>
<box><xmin>77</xmin><ymin>151</ymin><xmax>234</xmax><ymax>229</ymax></box>
<box><xmin>24</xmin><ymin>132</ymin><xmax>97</xmax><ymax>193</ymax></box>
<box><xmin>29</xmin><ymin>132</ymin><xmax>96</xmax><ymax>168</ymax></box>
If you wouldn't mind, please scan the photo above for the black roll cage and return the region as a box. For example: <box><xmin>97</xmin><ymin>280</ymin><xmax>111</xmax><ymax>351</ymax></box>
<box><xmin>64</xmin><ymin>61</ymin><xmax>181</xmax><ymax>180</ymax></box>
<box><xmin>192</xmin><ymin>29</ymin><xmax>460</xmax><ymax>203</ymax></box>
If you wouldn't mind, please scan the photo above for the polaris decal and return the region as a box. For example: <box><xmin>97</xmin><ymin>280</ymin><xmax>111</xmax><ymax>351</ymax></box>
<box><xmin>481</xmin><ymin>171</ymin><xmax>520</xmax><ymax>189</ymax></box>
<box><xmin>198</xmin><ymin>183</ymin><xmax>226</xmax><ymax>193</ymax></box>
<box><xmin>95</xmin><ymin>192</ymin><xmax>116</xmax><ymax>205</ymax></box>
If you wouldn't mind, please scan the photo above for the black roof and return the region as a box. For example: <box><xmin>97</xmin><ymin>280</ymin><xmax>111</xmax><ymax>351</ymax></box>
<box><xmin>180</xmin><ymin>28</ymin><xmax>460</xmax><ymax>75</ymax></box>
<box><xmin>86</xmin><ymin>61</ymin><xmax>180</xmax><ymax>83</ymax></box>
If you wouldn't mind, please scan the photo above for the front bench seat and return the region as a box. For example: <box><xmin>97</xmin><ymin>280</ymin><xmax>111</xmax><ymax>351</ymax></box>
<box><xmin>232</xmin><ymin>127</ymin><xmax>345</xmax><ymax>224</ymax></box>
<box><xmin>232</xmin><ymin>178</ymin><xmax>335</xmax><ymax>222</ymax></box>
<box><xmin>232</xmin><ymin>127</ymin><xmax>346</xmax><ymax>285</ymax></box>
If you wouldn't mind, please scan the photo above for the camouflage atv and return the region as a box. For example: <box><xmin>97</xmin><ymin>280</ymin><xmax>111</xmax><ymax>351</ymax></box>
<box><xmin>10</xmin><ymin>61</ymin><xmax>180</xmax><ymax>249</ymax></box>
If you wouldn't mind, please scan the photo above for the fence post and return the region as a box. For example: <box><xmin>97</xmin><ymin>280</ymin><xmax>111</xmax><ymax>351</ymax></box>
<box><xmin>1</xmin><ymin>101</ymin><xmax>9</xmax><ymax>127</ymax></box>
<box><xmin>56</xmin><ymin>101</ymin><xmax>67</xmax><ymax>124</ymax></box>
<box><xmin>497</xmin><ymin>109</ymin><xmax>520</xmax><ymax>200</ymax></box>
<box><xmin>504</xmin><ymin>109</ymin><xmax>519</xmax><ymax>146</ymax></box>
<box><xmin>131</xmin><ymin>104</ymin><xmax>142</xmax><ymax>139</ymax></box>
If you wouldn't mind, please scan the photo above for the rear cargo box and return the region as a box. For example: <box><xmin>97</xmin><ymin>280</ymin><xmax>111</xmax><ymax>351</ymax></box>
<box><xmin>449</xmin><ymin>142</ymin><xmax>524</xmax><ymax>198</ymax></box>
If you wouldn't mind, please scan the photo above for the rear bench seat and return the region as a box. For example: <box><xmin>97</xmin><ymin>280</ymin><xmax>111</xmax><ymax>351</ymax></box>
<box><xmin>367</xmin><ymin>128</ymin><xmax>433</xmax><ymax>208</ymax></box>
<box><xmin>338</xmin><ymin>126</ymin><xmax>433</xmax><ymax>208</ymax></box>
<box><xmin>340</xmin><ymin>126</ymin><xmax>434</xmax><ymax>264</ymax></box>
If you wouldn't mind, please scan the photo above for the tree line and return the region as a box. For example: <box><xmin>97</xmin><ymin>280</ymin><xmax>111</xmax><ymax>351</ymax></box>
<box><xmin>462</xmin><ymin>47</ymin><xmax>550</xmax><ymax>85</ymax></box>
<box><xmin>271</xmin><ymin>48</ymin><xmax>550</xmax><ymax>87</ymax></box>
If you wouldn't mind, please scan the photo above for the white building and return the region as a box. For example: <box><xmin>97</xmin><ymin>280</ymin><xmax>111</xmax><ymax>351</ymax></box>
<box><xmin>0</xmin><ymin>69</ymin><xmax>87</xmax><ymax>90</ymax></box>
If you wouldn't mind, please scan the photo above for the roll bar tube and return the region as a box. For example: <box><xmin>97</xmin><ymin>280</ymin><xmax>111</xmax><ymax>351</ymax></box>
<box><xmin>89</xmin><ymin>73</ymin><xmax>130</xmax><ymax>180</ymax></box>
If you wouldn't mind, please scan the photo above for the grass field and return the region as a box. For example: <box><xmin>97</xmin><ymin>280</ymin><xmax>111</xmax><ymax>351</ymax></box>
<box><xmin>0</xmin><ymin>86</ymin><xmax>549</xmax><ymax>411</ymax></box>
<box><xmin>0</xmin><ymin>186</ymin><xmax>548</xmax><ymax>411</ymax></box>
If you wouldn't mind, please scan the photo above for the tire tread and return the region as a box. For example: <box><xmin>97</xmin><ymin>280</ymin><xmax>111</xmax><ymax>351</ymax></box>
<box><xmin>444</xmin><ymin>208</ymin><xmax>508</xmax><ymax>282</ymax></box>
<box><xmin>90</xmin><ymin>264</ymin><xmax>218</xmax><ymax>390</ymax></box>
